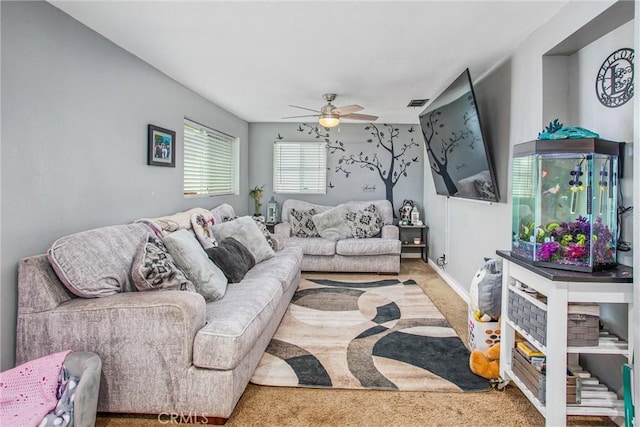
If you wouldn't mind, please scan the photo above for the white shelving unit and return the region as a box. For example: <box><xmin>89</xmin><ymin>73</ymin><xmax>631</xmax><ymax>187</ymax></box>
<box><xmin>497</xmin><ymin>251</ymin><xmax>633</xmax><ymax>426</ymax></box>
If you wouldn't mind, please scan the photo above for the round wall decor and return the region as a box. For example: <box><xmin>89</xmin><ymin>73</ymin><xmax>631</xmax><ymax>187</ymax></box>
<box><xmin>595</xmin><ymin>48</ymin><xmax>634</xmax><ymax>108</ymax></box>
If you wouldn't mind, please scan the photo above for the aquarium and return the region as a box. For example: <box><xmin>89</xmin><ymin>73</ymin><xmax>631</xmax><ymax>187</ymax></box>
<box><xmin>511</xmin><ymin>138</ymin><xmax>621</xmax><ymax>272</ymax></box>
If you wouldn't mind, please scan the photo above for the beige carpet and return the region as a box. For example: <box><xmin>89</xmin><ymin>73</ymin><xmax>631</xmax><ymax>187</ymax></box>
<box><xmin>96</xmin><ymin>259</ymin><xmax>616</xmax><ymax>427</ymax></box>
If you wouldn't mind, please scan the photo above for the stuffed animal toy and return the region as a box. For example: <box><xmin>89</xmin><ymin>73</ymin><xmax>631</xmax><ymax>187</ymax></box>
<box><xmin>469</xmin><ymin>342</ymin><xmax>501</xmax><ymax>379</ymax></box>
<box><xmin>398</xmin><ymin>200</ymin><xmax>415</xmax><ymax>222</ymax></box>
<box><xmin>469</xmin><ymin>257</ymin><xmax>503</xmax><ymax>321</ymax></box>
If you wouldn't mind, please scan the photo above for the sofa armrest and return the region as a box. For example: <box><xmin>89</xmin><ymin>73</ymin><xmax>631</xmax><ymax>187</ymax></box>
<box><xmin>17</xmin><ymin>290</ymin><xmax>206</xmax><ymax>366</ymax></box>
<box><xmin>270</xmin><ymin>234</ymin><xmax>285</xmax><ymax>250</ymax></box>
<box><xmin>381</xmin><ymin>224</ymin><xmax>399</xmax><ymax>240</ymax></box>
<box><xmin>274</xmin><ymin>222</ymin><xmax>291</xmax><ymax>237</ymax></box>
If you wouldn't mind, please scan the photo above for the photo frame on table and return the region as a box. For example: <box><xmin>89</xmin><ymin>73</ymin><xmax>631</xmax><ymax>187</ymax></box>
<box><xmin>148</xmin><ymin>124</ymin><xmax>176</xmax><ymax>167</ymax></box>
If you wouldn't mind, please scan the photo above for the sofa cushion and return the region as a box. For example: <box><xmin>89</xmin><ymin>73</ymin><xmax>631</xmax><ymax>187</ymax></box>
<box><xmin>210</xmin><ymin>203</ymin><xmax>236</xmax><ymax>225</ymax></box>
<box><xmin>192</xmin><ymin>276</ymin><xmax>283</xmax><ymax>370</ymax></box>
<box><xmin>289</xmin><ymin>208</ymin><xmax>320</xmax><ymax>238</ymax></box>
<box><xmin>345</xmin><ymin>204</ymin><xmax>383</xmax><ymax>238</ymax></box>
<box><xmin>163</xmin><ymin>229</ymin><xmax>228</xmax><ymax>301</ymax></box>
<box><xmin>312</xmin><ymin>206</ymin><xmax>353</xmax><ymax>240</ymax></box>
<box><xmin>48</xmin><ymin>223</ymin><xmax>150</xmax><ymax>298</ymax></box>
<box><xmin>146</xmin><ymin>207</ymin><xmax>213</xmax><ymax>232</ymax></box>
<box><xmin>131</xmin><ymin>233</ymin><xmax>195</xmax><ymax>292</ymax></box>
<box><xmin>205</xmin><ymin>237</ymin><xmax>255</xmax><ymax>283</ymax></box>
<box><xmin>244</xmin><ymin>246</ymin><xmax>303</xmax><ymax>294</ymax></box>
<box><xmin>284</xmin><ymin>237</ymin><xmax>336</xmax><ymax>256</ymax></box>
<box><xmin>280</xmin><ymin>199</ymin><xmax>332</xmax><ymax>223</ymax></box>
<box><xmin>211</xmin><ymin>216</ymin><xmax>275</xmax><ymax>263</ymax></box>
<box><xmin>336</xmin><ymin>238</ymin><xmax>402</xmax><ymax>256</ymax></box>
<box><xmin>341</xmin><ymin>199</ymin><xmax>394</xmax><ymax>225</ymax></box>
<box><xmin>191</xmin><ymin>213</ymin><xmax>217</xmax><ymax>249</ymax></box>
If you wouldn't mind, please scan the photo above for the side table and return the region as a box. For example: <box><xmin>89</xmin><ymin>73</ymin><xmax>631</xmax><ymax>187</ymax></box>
<box><xmin>398</xmin><ymin>224</ymin><xmax>429</xmax><ymax>262</ymax></box>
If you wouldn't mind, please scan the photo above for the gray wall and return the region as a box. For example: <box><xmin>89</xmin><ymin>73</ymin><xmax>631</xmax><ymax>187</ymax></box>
<box><xmin>423</xmin><ymin>0</ymin><xmax>634</xmax><ymax>395</ymax></box>
<box><xmin>0</xmin><ymin>1</ymin><xmax>249</xmax><ymax>370</ymax></box>
<box><xmin>248</xmin><ymin>122</ymin><xmax>423</xmax><ymax>217</ymax></box>
<box><xmin>422</xmin><ymin>59</ymin><xmax>512</xmax><ymax>293</ymax></box>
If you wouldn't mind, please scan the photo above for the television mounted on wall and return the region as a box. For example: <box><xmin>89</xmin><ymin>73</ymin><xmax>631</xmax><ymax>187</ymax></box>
<box><xmin>419</xmin><ymin>68</ymin><xmax>499</xmax><ymax>202</ymax></box>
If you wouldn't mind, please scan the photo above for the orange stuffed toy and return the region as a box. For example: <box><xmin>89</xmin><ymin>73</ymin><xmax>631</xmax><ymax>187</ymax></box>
<box><xmin>469</xmin><ymin>342</ymin><xmax>501</xmax><ymax>379</ymax></box>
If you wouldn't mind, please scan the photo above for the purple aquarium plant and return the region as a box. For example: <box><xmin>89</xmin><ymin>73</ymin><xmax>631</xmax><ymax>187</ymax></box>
<box><xmin>592</xmin><ymin>216</ymin><xmax>615</xmax><ymax>263</ymax></box>
<box><xmin>536</xmin><ymin>241</ymin><xmax>561</xmax><ymax>261</ymax></box>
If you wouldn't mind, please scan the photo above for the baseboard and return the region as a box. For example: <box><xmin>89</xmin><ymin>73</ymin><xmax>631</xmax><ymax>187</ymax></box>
<box><xmin>427</xmin><ymin>259</ymin><xmax>470</xmax><ymax>305</ymax></box>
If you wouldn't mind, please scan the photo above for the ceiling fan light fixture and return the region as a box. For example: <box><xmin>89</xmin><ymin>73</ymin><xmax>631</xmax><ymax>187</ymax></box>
<box><xmin>319</xmin><ymin>114</ymin><xmax>340</xmax><ymax>128</ymax></box>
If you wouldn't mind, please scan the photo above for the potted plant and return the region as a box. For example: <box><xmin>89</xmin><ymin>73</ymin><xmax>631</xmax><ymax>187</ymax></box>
<box><xmin>249</xmin><ymin>185</ymin><xmax>264</xmax><ymax>216</ymax></box>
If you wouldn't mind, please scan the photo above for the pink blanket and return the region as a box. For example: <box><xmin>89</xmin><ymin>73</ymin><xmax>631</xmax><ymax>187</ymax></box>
<box><xmin>1</xmin><ymin>350</ymin><xmax>71</xmax><ymax>427</ymax></box>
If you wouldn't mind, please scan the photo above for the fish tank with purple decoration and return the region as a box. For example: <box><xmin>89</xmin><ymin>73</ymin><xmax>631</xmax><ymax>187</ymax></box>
<box><xmin>511</xmin><ymin>138</ymin><xmax>621</xmax><ymax>272</ymax></box>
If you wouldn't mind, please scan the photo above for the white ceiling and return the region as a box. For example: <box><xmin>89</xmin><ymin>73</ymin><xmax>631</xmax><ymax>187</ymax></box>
<box><xmin>50</xmin><ymin>0</ymin><xmax>569</xmax><ymax>124</ymax></box>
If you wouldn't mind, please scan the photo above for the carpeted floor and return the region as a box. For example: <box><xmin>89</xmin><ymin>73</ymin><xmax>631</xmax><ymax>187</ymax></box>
<box><xmin>96</xmin><ymin>259</ymin><xmax>616</xmax><ymax>427</ymax></box>
<box><xmin>251</xmin><ymin>277</ymin><xmax>490</xmax><ymax>392</ymax></box>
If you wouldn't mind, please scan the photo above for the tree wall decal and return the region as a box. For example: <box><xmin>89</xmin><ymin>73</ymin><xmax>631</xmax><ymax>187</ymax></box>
<box><xmin>420</xmin><ymin>94</ymin><xmax>480</xmax><ymax>196</ymax></box>
<box><xmin>297</xmin><ymin>123</ymin><xmax>419</xmax><ymax>213</ymax></box>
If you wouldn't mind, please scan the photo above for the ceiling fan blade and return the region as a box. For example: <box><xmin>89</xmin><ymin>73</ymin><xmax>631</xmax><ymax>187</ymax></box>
<box><xmin>289</xmin><ymin>105</ymin><xmax>321</xmax><ymax>113</ymax></box>
<box><xmin>342</xmin><ymin>113</ymin><xmax>379</xmax><ymax>121</ymax></box>
<box><xmin>282</xmin><ymin>114</ymin><xmax>320</xmax><ymax>119</ymax></box>
<box><xmin>332</xmin><ymin>104</ymin><xmax>363</xmax><ymax>115</ymax></box>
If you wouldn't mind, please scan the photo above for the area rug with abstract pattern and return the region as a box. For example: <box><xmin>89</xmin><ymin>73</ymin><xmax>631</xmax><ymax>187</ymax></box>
<box><xmin>250</xmin><ymin>278</ymin><xmax>490</xmax><ymax>392</ymax></box>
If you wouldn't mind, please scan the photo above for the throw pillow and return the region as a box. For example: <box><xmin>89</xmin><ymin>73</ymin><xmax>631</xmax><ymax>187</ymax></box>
<box><xmin>131</xmin><ymin>233</ymin><xmax>195</xmax><ymax>292</ymax></box>
<box><xmin>162</xmin><ymin>229</ymin><xmax>228</xmax><ymax>301</ymax></box>
<box><xmin>222</xmin><ymin>215</ymin><xmax>276</xmax><ymax>249</ymax></box>
<box><xmin>211</xmin><ymin>216</ymin><xmax>275</xmax><ymax>263</ymax></box>
<box><xmin>312</xmin><ymin>206</ymin><xmax>353</xmax><ymax>240</ymax></box>
<box><xmin>47</xmin><ymin>223</ymin><xmax>150</xmax><ymax>298</ymax></box>
<box><xmin>345</xmin><ymin>204</ymin><xmax>383</xmax><ymax>238</ymax></box>
<box><xmin>191</xmin><ymin>213</ymin><xmax>217</xmax><ymax>249</ymax></box>
<box><xmin>251</xmin><ymin>216</ymin><xmax>277</xmax><ymax>249</ymax></box>
<box><xmin>205</xmin><ymin>237</ymin><xmax>255</xmax><ymax>283</ymax></box>
<box><xmin>289</xmin><ymin>208</ymin><xmax>320</xmax><ymax>238</ymax></box>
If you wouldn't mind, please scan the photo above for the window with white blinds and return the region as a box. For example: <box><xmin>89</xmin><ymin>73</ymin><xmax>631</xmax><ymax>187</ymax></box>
<box><xmin>512</xmin><ymin>156</ymin><xmax>534</xmax><ymax>198</ymax></box>
<box><xmin>273</xmin><ymin>141</ymin><xmax>327</xmax><ymax>194</ymax></box>
<box><xmin>183</xmin><ymin>119</ymin><xmax>238</xmax><ymax>197</ymax></box>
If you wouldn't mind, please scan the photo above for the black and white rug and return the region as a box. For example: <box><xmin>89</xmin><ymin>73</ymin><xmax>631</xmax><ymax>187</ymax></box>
<box><xmin>250</xmin><ymin>278</ymin><xmax>490</xmax><ymax>392</ymax></box>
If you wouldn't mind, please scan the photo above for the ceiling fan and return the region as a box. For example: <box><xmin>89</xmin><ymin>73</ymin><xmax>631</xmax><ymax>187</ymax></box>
<box><xmin>283</xmin><ymin>93</ymin><xmax>378</xmax><ymax>128</ymax></box>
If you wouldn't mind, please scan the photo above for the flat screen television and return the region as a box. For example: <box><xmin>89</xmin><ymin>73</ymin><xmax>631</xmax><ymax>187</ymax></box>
<box><xmin>419</xmin><ymin>68</ymin><xmax>499</xmax><ymax>202</ymax></box>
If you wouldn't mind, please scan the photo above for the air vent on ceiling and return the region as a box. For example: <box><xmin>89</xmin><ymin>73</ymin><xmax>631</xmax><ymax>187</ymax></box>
<box><xmin>407</xmin><ymin>99</ymin><xmax>429</xmax><ymax>107</ymax></box>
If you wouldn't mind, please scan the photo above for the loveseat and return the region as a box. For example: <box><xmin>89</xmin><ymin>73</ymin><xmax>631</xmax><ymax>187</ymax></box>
<box><xmin>16</xmin><ymin>203</ymin><xmax>303</xmax><ymax>422</ymax></box>
<box><xmin>274</xmin><ymin>199</ymin><xmax>401</xmax><ymax>274</ymax></box>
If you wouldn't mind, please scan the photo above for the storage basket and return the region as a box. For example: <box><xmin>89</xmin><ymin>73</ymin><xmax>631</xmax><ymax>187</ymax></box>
<box><xmin>508</xmin><ymin>287</ymin><xmax>599</xmax><ymax>347</ymax></box>
<box><xmin>511</xmin><ymin>348</ymin><xmax>580</xmax><ymax>404</ymax></box>
<box><xmin>467</xmin><ymin>309</ymin><xmax>500</xmax><ymax>351</ymax></box>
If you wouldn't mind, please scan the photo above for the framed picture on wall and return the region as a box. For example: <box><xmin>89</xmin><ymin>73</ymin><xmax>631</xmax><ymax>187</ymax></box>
<box><xmin>148</xmin><ymin>124</ymin><xmax>176</xmax><ymax>167</ymax></box>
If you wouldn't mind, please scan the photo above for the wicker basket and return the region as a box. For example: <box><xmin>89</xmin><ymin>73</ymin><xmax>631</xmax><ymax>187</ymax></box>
<box><xmin>508</xmin><ymin>287</ymin><xmax>599</xmax><ymax>347</ymax></box>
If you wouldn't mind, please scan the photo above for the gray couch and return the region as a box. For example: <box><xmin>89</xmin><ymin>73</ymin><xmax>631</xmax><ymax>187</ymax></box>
<box><xmin>275</xmin><ymin>199</ymin><xmax>401</xmax><ymax>274</ymax></box>
<box><xmin>16</xmin><ymin>203</ymin><xmax>303</xmax><ymax>422</ymax></box>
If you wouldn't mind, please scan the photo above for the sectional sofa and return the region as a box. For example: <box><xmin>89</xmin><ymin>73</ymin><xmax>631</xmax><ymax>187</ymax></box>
<box><xmin>16</xmin><ymin>203</ymin><xmax>303</xmax><ymax>423</ymax></box>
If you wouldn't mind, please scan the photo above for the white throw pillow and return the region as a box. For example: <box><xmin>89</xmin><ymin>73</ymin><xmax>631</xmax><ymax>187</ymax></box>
<box><xmin>312</xmin><ymin>206</ymin><xmax>353</xmax><ymax>240</ymax></box>
<box><xmin>211</xmin><ymin>216</ymin><xmax>275</xmax><ymax>264</ymax></box>
<box><xmin>163</xmin><ymin>229</ymin><xmax>227</xmax><ymax>301</ymax></box>
<box><xmin>191</xmin><ymin>213</ymin><xmax>217</xmax><ymax>249</ymax></box>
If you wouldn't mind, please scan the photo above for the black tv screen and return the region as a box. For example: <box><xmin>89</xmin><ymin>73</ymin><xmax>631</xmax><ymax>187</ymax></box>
<box><xmin>419</xmin><ymin>68</ymin><xmax>499</xmax><ymax>202</ymax></box>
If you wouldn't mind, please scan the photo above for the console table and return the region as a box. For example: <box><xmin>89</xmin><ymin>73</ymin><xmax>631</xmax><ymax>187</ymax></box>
<box><xmin>496</xmin><ymin>250</ymin><xmax>633</xmax><ymax>426</ymax></box>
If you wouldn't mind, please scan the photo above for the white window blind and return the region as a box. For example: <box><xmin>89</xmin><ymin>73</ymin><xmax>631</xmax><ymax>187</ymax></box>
<box><xmin>183</xmin><ymin>119</ymin><xmax>237</xmax><ymax>197</ymax></box>
<box><xmin>273</xmin><ymin>141</ymin><xmax>327</xmax><ymax>194</ymax></box>
<box><xmin>512</xmin><ymin>156</ymin><xmax>534</xmax><ymax>198</ymax></box>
